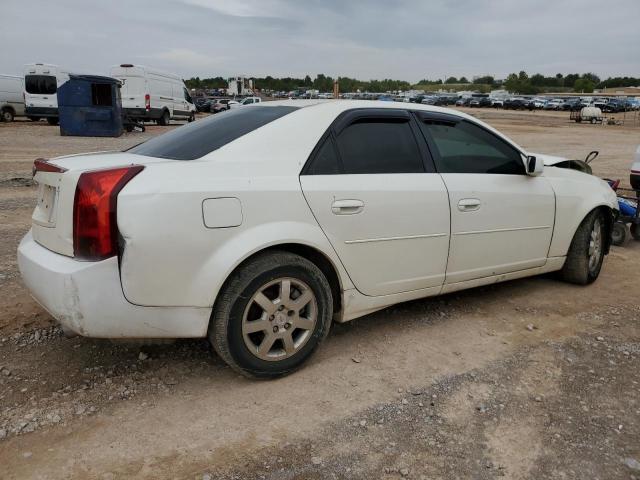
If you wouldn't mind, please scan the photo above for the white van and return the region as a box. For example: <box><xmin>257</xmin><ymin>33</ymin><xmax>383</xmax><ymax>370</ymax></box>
<box><xmin>109</xmin><ymin>64</ymin><xmax>196</xmax><ymax>125</ymax></box>
<box><xmin>0</xmin><ymin>74</ymin><xmax>25</xmax><ymax>122</ymax></box>
<box><xmin>23</xmin><ymin>63</ymin><xmax>70</xmax><ymax>124</ymax></box>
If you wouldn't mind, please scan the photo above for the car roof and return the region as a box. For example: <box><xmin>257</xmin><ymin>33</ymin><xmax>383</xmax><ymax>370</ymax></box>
<box><xmin>199</xmin><ymin>100</ymin><xmax>526</xmax><ymax>177</ymax></box>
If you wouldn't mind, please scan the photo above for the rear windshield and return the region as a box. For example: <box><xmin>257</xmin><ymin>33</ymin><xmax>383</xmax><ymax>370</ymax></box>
<box><xmin>25</xmin><ymin>75</ymin><xmax>57</xmax><ymax>95</ymax></box>
<box><xmin>128</xmin><ymin>105</ymin><xmax>299</xmax><ymax>160</ymax></box>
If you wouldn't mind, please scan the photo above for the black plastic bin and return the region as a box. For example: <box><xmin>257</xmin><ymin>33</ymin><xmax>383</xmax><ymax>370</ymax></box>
<box><xmin>57</xmin><ymin>75</ymin><xmax>123</xmax><ymax>137</ymax></box>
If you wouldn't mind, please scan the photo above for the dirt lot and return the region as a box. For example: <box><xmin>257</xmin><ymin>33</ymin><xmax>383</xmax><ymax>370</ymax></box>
<box><xmin>1</xmin><ymin>110</ymin><xmax>639</xmax><ymax>480</ymax></box>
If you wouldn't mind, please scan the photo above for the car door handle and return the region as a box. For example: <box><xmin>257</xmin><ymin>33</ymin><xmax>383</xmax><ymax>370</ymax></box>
<box><xmin>458</xmin><ymin>198</ymin><xmax>481</xmax><ymax>212</ymax></box>
<box><xmin>331</xmin><ymin>199</ymin><xmax>364</xmax><ymax>215</ymax></box>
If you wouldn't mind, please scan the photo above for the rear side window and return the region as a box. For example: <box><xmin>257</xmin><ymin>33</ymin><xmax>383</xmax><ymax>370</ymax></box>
<box><xmin>128</xmin><ymin>106</ymin><xmax>299</xmax><ymax>160</ymax></box>
<box><xmin>305</xmin><ymin>136</ymin><xmax>341</xmax><ymax>175</ymax></box>
<box><xmin>25</xmin><ymin>75</ymin><xmax>57</xmax><ymax>95</ymax></box>
<box><xmin>335</xmin><ymin>120</ymin><xmax>424</xmax><ymax>174</ymax></box>
<box><xmin>421</xmin><ymin>120</ymin><xmax>524</xmax><ymax>175</ymax></box>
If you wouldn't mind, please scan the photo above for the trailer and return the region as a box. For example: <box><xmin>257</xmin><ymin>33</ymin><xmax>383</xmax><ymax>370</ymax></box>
<box><xmin>570</xmin><ymin>106</ymin><xmax>603</xmax><ymax>124</ymax></box>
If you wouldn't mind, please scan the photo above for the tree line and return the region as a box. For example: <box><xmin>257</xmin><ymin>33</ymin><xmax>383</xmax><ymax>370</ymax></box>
<box><xmin>185</xmin><ymin>72</ymin><xmax>640</xmax><ymax>94</ymax></box>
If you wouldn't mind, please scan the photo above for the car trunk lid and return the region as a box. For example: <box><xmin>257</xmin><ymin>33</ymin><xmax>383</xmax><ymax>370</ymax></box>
<box><xmin>31</xmin><ymin>152</ymin><xmax>165</xmax><ymax>257</ymax></box>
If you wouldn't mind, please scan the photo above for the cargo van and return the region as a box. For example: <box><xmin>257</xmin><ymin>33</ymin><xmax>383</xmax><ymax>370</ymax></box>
<box><xmin>23</xmin><ymin>63</ymin><xmax>70</xmax><ymax>124</ymax></box>
<box><xmin>0</xmin><ymin>74</ymin><xmax>25</xmax><ymax>122</ymax></box>
<box><xmin>109</xmin><ymin>64</ymin><xmax>196</xmax><ymax>125</ymax></box>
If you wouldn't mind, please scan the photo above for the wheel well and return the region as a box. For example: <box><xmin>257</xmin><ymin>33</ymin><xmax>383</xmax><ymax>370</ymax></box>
<box><xmin>219</xmin><ymin>244</ymin><xmax>343</xmax><ymax>318</ymax></box>
<box><xmin>590</xmin><ymin>205</ymin><xmax>614</xmax><ymax>254</ymax></box>
<box><xmin>1</xmin><ymin>106</ymin><xmax>15</xmax><ymax>114</ymax></box>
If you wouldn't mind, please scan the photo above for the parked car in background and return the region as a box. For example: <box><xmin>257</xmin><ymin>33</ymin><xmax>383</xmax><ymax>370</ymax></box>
<box><xmin>229</xmin><ymin>97</ymin><xmax>261</xmax><ymax>109</ymax></box>
<box><xmin>543</xmin><ymin>99</ymin><xmax>564</xmax><ymax>110</ymax></box>
<box><xmin>562</xmin><ymin>98</ymin><xmax>583</xmax><ymax>111</ymax></box>
<box><xmin>602</xmin><ymin>100</ymin><xmax>626</xmax><ymax>113</ymax></box>
<box><xmin>469</xmin><ymin>97</ymin><xmax>492</xmax><ymax>108</ymax></box>
<box><xmin>110</xmin><ymin>64</ymin><xmax>196</xmax><ymax>125</ymax></box>
<box><xmin>0</xmin><ymin>74</ymin><xmax>25</xmax><ymax>122</ymax></box>
<box><xmin>19</xmin><ymin>100</ymin><xmax>617</xmax><ymax>378</ymax></box>
<box><xmin>491</xmin><ymin>99</ymin><xmax>504</xmax><ymax>108</ymax></box>
<box><xmin>194</xmin><ymin>98</ymin><xmax>212</xmax><ymax>112</ymax></box>
<box><xmin>23</xmin><ymin>63</ymin><xmax>70</xmax><ymax>125</ymax></box>
<box><xmin>455</xmin><ymin>97</ymin><xmax>472</xmax><ymax>107</ymax></box>
<box><xmin>504</xmin><ymin>98</ymin><xmax>530</xmax><ymax>110</ymax></box>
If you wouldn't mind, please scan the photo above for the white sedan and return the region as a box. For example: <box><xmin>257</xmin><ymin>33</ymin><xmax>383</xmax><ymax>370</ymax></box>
<box><xmin>18</xmin><ymin>100</ymin><xmax>618</xmax><ymax>378</ymax></box>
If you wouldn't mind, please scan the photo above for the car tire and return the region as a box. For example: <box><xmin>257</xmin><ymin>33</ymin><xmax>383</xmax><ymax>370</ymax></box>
<box><xmin>631</xmin><ymin>224</ymin><xmax>640</xmax><ymax>241</ymax></box>
<box><xmin>611</xmin><ymin>222</ymin><xmax>628</xmax><ymax>246</ymax></box>
<box><xmin>209</xmin><ymin>251</ymin><xmax>333</xmax><ymax>379</ymax></box>
<box><xmin>28</xmin><ymin>116</ymin><xmax>41</xmax><ymax>122</ymax></box>
<box><xmin>560</xmin><ymin>209</ymin><xmax>607</xmax><ymax>285</ymax></box>
<box><xmin>157</xmin><ymin>110</ymin><xmax>169</xmax><ymax>126</ymax></box>
<box><xmin>46</xmin><ymin>117</ymin><xmax>59</xmax><ymax>126</ymax></box>
<box><xmin>1</xmin><ymin>109</ymin><xmax>14</xmax><ymax>122</ymax></box>
<box><xmin>188</xmin><ymin>112</ymin><xmax>195</xmax><ymax>122</ymax></box>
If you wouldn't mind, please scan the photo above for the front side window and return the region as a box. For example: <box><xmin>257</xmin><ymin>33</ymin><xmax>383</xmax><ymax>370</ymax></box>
<box><xmin>421</xmin><ymin>120</ymin><xmax>524</xmax><ymax>175</ymax></box>
<box><xmin>25</xmin><ymin>75</ymin><xmax>57</xmax><ymax>95</ymax></box>
<box><xmin>183</xmin><ymin>87</ymin><xmax>192</xmax><ymax>103</ymax></box>
<box><xmin>335</xmin><ymin>120</ymin><xmax>424</xmax><ymax>174</ymax></box>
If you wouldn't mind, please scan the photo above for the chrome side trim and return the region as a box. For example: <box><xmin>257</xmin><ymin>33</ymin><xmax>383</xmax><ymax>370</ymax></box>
<box><xmin>345</xmin><ymin>233</ymin><xmax>448</xmax><ymax>244</ymax></box>
<box><xmin>454</xmin><ymin>225</ymin><xmax>552</xmax><ymax>236</ymax></box>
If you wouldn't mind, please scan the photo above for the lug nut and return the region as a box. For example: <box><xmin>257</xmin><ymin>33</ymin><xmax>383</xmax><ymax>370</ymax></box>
<box><xmin>284</xmin><ymin>323</ymin><xmax>291</xmax><ymax>330</ymax></box>
<box><xmin>278</xmin><ymin>305</ymin><xmax>285</xmax><ymax>311</ymax></box>
<box><xmin>269</xmin><ymin>315</ymin><xmax>275</xmax><ymax>321</ymax></box>
<box><xmin>273</xmin><ymin>326</ymin><xmax>279</xmax><ymax>333</ymax></box>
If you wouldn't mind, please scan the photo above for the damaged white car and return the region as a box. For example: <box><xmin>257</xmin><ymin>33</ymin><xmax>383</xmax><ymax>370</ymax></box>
<box><xmin>18</xmin><ymin>101</ymin><xmax>618</xmax><ymax>378</ymax></box>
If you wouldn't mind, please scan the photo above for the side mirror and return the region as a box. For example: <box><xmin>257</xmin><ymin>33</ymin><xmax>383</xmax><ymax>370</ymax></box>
<box><xmin>526</xmin><ymin>155</ymin><xmax>544</xmax><ymax>176</ymax></box>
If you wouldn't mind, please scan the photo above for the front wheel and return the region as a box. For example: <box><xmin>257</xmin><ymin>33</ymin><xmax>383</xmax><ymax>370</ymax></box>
<box><xmin>188</xmin><ymin>112</ymin><xmax>195</xmax><ymax>122</ymax></box>
<box><xmin>560</xmin><ymin>210</ymin><xmax>607</xmax><ymax>284</ymax></box>
<box><xmin>209</xmin><ymin>251</ymin><xmax>333</xmax><ymax>379</ymax></box>
<box><xmin>631</xmin><ymin>224</ymin><xmax>640</xmax><ymax>241</ymax></box>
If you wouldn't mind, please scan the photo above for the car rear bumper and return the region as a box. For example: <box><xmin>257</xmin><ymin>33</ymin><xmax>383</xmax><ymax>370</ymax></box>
<box><xmin>25</xmin><ymin>107</ymin><xmax>58</xmax><ymax>117</ymax></box>
<box><xmin>17</xmin><ymin>231</ymin><xmax>210</xmax><ymax>338</ymax></box>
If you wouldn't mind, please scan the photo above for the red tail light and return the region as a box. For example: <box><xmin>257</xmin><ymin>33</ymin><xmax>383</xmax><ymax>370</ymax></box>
<box><xmin>32</xmin><ymin>158</ymin><xmax>67</xmax><ymax>177</ymax></box>
<box><xmin>73</xmin><ymin>165</ymin><xmax>144</xmax><ymax>261</ymax></box>
<box><xmin>145</xmin><ymin>93</ymin><xmax>150</xmax><ymax>111</ymax></box>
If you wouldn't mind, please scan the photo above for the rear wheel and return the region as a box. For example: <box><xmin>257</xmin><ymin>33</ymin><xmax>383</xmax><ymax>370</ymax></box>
<box><xmin>157</xmin><ymin>110</ymin><xmax>169</xmax><ymax>126</ymax></box>
<box><xmin>1</xmin><ymin>109</ymin><xmax>14</xmax><ymax>122</ymax></box>
<box><xmin>28</xmin><ymin>116</ymin><xmax>41</xmax><ymax>122</ymax></box>
<box><xmin>46</xmin><ymin>117</ymin><xmax>59</xmax><ymax>126</ymax></box>
<box><xmin>560</xmin><ymin>210</ymin><xmax>607</xmax><ymax>284</ymax></box>
<box><xmin>612</xmin><ymin>222</ymin><xmax>628</xmax><ymax>246</ymax></box>
<box><xmin>209</xmin><ymin>251</ymin><xmax>333</xmax><ymax>379</ymax></box>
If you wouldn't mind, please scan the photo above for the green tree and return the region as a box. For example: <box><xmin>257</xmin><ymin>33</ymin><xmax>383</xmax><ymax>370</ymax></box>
<box><xmin>574</xmin><ymin>78</ymin><xmax>594</xmax><ymax>93</ymax></box>
<box><xmin>445</xmin><ymin>76</ymin><xmax>458</xmax><ymax>84</ymax></box>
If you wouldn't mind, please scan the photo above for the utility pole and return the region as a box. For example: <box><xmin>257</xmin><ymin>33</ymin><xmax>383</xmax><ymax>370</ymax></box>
<box><xmin>333</xmin><ymin>79</ymin><xmax>339</xmax><ymax>99</ymax></box>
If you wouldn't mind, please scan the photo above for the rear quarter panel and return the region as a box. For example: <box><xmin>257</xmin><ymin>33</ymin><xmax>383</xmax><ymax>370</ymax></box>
<box><xmin>117</xmin><ymin>160</ymin><xmax>352</xmax><ymax>308</ymax></box>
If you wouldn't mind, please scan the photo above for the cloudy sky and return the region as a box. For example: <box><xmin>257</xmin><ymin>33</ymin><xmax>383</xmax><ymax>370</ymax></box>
<box><xmin>1</xmin><ymin>0</ymin><xmax>638</xmax><ymax>82</ymax></box>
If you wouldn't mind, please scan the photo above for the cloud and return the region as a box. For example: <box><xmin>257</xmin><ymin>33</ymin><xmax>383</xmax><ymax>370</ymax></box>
<box><xmin>0</xmin><ymin>0</ymin><xmax>638</xmax><ymax>81</ymax></box>
<box><xmin>145</xmin><ymin>48</ymin><xmax>226</xmax><ymax>72</ymax></box>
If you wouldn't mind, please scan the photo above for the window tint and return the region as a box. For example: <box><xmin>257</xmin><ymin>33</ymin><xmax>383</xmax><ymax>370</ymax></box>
<box><xmin>335</xmin><ymin>120</ymin><xmax>424</xmax><ymax>174</ymax></box>
<box><xmin>306</xmin><ymin>137</ymin><xmax>341</xmax><ymax>175</ymax></box>
<box><xmin>421</xmin><ymin>120</ymin><xmax>524</xmax><ymax>174</ymax></box>
<box><xmin>128</xmin><ymin>105</ymin><xmax>298</xmax><ymax>160</ymax></box>
<box><xmin>25</xmin><ymin>75</ymin><xmax>57</xmax><ymax>95</ymax></box>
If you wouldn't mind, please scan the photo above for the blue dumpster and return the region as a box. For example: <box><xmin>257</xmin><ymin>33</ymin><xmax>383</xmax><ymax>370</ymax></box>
<box><xmin>57</xmin><ymin>75</ymin><xmax>123</xmax><ymax>137</ymax></box>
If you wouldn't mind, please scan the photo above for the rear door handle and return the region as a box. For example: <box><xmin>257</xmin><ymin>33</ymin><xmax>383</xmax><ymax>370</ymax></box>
<box><xmin>331</xmin><ymin>199</ymin><xmax>364</xmax><ymax>215</ymax></box>
<box><xmin>458</xmin><ymin>198</ymin><xmax>481</xmax><ymax>212</ymax></box>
